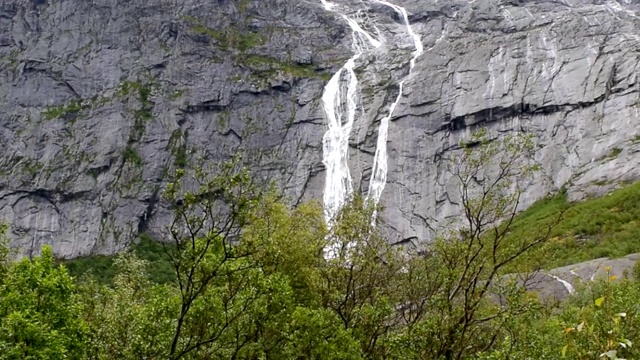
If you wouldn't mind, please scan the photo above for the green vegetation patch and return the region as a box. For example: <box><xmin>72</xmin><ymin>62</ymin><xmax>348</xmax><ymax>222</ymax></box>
<box><xmin>180</xmin><ymin>16</ymin><xmax>335</xmax><ymax>81</ymax></box>
<box><xmin>118</xmin><ymin>80</ymin><xmax>152</xmax><ymax>106</ymax></box>
<box><xmin>507</xmin><ymin>181</ymin><xmax>640</xmax><ymax>269</ymax></box>
<box><xmin>130</xmin><ymin>233</ymin><xmax>175</xmax><ymax>284</ymax></box>
<box><xmin>167</xmin><ymin>129</ymin><xmax>189</xmax><ymax>168</ymax></box>
<box><xmin>21</xmin><ymin>159</ymin><xmax>44</xmax><ymax>176</ymax></box>
<box><xmin>63</xmin><ymin>253</ymin><xmax>116</xmax><ymax>284</ymax></box>
<box><xmin>241</xmin><ymin>54</ymin><xmax>331</xmax><ymax>80</ymax></box>
<box><xmin>237</xmin><ymin>0</ymin><xmax>251</xmax><ymax>13</ymax></box>
<box><xmin>62</xmin><ymin>233</ymin><xmax>175</xmax><ymax>284</ymax></box>
<box><xmin>181</xmin><ymin>15</ymin><xmax>265</xmax><ymax>51</ymax></box>
<box><xmin>118</xmin><ymin>80</ymin><xmax>155</xmax><ymax>141</ymax></box>
<box><xmin>122</xmin><ymin>146</ymin><xmax>143</xmax><ymax>167</ymax></box>
<box><xmin>42</xmin><ymin>100</ymin><xmax>88</xmax><ymax>120</ymax></box>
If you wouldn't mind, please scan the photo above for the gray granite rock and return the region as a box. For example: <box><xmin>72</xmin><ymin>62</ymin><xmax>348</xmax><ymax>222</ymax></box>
<box><xmin>368</xmin><ymin>0</ymin><xmax>640</xmax><ymax>246</ymax></box>
<box><xmin>0</xmin><ymin>0</ymin><xmax>344</xmax><ymax>257</ymax></box>
<box><xmin>520</xmin><ymin>253</ymin><xmax>640</xmax><ymax>302</ymax></box>
<box><xmin>1</xmin><ymin>0</ymin><xmax>640</xmax><ymax>259</ymax></box>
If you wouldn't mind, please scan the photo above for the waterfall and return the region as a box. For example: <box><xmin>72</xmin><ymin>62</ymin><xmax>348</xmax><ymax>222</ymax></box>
<box><xmin>367</xmin><ymin>0</ymin><xmax>424</xmax><ymax>208</ymax></box>
<box><xmin>320</xmin><ymin>0</ymin><xmax>382</xmax><ymax>231</ymax></box>
<box><xmin>549</xmin><ymin>274</ymin><xmax>575</xmax><ymax>294</ymax></box>
<box><xmin>320</xmin><ymin>0</ymin><xmax>424</xmax><ymax>232</ymax></box>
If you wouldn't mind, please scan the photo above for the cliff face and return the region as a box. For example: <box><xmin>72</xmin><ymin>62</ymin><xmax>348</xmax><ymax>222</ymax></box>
<box><xmin>368</xmin><ymin>0</ymin><xmax>640</xmax><ymax>247</ymax></box>
<box><xmin>1</xmin><ymin>0</ymin><xmax>639</xmax><ymax>258</ymax></box>
<box><xmin>0</xmin><ymin>0</ymin><xmax>345</xmax><ymax>257</ymax></box>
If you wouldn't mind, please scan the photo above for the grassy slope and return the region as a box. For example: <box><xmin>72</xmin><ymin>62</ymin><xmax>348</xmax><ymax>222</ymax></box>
<box><xmin>507</xmin><ymin>181</ymin><xmax>640</xmax><ymax>269</ymax></box>
<box><xmin>63</xmin><ymin>181</ymin><xmax>640</xmax><ymax>282</ymax></box>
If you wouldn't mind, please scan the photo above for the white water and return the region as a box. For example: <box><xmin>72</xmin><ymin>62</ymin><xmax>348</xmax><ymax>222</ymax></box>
<box><xmin>549</xmin><ymin>274</ymin><xmax>575</xmax><ymax>294</ymax></box>
<box><xmin>367</xmin><ymin>0</ymin><xmax>424</xmax><ymax>208</ymax></box>
<box><xmin>320</xmin><ymin>0</ymin><xmax>424</xmax><ymax>233</ymax></box>
<box><xmin>320</xmin><ymin>0</ymin><xmax>382</xmax><ymax>230</ymax></box>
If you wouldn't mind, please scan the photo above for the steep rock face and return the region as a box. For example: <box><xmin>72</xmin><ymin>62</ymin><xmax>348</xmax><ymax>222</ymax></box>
<box><xmin>0</xmin><ymin>0</ymin><xmax>344</xmax><ymax>257</ymax></box>
<box><xmin>1</xmin><ymin>0</ymin><xmax>640</xmax><ymax>257</ymax></box>
<box><xmin>365</xmin><ymin>0</ymin><xmax>640</xmax><ymax>247</ymax></box>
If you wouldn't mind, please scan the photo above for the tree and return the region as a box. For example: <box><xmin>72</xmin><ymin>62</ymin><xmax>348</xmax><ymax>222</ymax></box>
<box><xmin>320</xmin><ymin>196</ymin><xmax>406</xmax><ymax>358</ymax></box>
<box><xmin>78</xmin><ymin>254</ymin><xmax>176</xmax><ymax>360</ymax></box>
<box><xmin>0</xmin><ymin>245</ymin><xmax>86</xmax><ymax>360</ymax></box>
<box><xmin>160</xmin><ymin>160</ymin><xmax>263</xmax><ymax>359</ymax></box>
<box><xmin>160</xmin><ymin>159</ymin><xmax>336</xmax><ymax>359</ymax></box>
<box><xmin>381</xmin><ymin>129</ymin><xmax>561</xmax><ymax>359</ymax></box>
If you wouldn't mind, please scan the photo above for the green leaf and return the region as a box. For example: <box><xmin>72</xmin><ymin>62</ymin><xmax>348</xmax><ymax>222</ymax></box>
<box><xmin>562</xmin><ymin>345</ymin><xmax>568</xmax><ymax>358</ymax></box>
<box><xmin>619</xmin><ymin>338</ymin><xmax>633</xmax><ymax>348</ymax></box>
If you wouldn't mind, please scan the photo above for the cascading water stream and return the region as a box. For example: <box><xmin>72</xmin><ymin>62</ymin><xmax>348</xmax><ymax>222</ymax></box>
<box><xmin>549</xmin><ymin>274</ymin><xmax>575</xmax><ymax>294</ymax></box>
<box><xmin>320</xmin><ymin>0</ymin><xmax>382</xmax><ymax>231</ymax></box>
<box><xmin>320</xmin><ymin>0</ymin><xmax>424</xmax><ymax>235</ymax></box>
<box><xmin>367</xmin><ymin>1</ymin><xmax>424</xmax><ymax>208</ymax></box>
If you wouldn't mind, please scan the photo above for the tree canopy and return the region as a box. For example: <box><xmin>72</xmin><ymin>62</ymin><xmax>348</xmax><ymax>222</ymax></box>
<box><xmin>0</xmin><ymin>132</ymin><xmax>639</xmax><ymax>359</ymax></box>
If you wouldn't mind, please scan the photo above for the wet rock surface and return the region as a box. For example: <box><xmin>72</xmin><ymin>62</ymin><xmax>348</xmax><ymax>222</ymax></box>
<box><xmin>520</xmin><ymin>253</ymin><xmax>639</xmax><ymax>301</ymax></box>
<box><xmin>369</xmin><ymin>0</ymin><xmax>640</xmax><ymax>247</ymax></box>
<box><xmin>0</xmin><ymin>0</ymin><xmax>345</xmax><ymax>257</ymax></box>
<box><xmin>1</xmin><ymin>0</ymin><xmax>640</xmax><ymax>258</ymax></box>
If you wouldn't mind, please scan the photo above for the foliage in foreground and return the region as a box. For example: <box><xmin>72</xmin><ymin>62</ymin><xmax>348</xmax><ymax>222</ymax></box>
<box><xmin>0</xmin><ymin>227</ymin><xmax>85</xmax><ymax>359</ymax></box>
<box><xmin>1</xmin><ymin>131</ymin><xmax>640</xmax><ymax>359</ymax></box>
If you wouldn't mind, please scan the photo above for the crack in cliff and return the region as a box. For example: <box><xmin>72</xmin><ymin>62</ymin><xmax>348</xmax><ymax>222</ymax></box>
<box><xmin>218</xmin><ymin>128</ymin><xmax>242</xmax><ymax>142</ymax></box>
<box><xmin>3</xmin><ymin>188</ymin><xmax>91</xmax><ymax>208</ymax></box>
<box><xmin>541</xmin><ymin>69</ymin><xmax>562</xmax><ymax>106</ymax></box>
<box><xmin>443</xmin><ymin>78</ymin><xmax>637</xmax><ymax>133</ymax></box>
<box><xmin>179</xmin><ymin>102</ymin><xmax>228</xmax><ymax>113</ymax></box>
<box><xmin>137</xmin><ymin>185</ymin><xmax>160</xmax><ymax>235</ymax></box>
